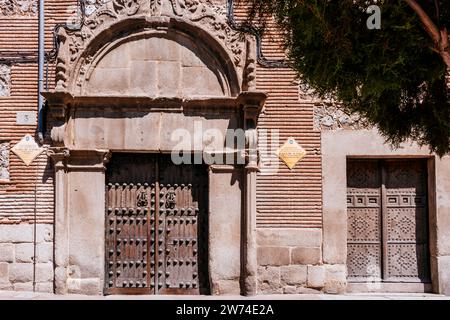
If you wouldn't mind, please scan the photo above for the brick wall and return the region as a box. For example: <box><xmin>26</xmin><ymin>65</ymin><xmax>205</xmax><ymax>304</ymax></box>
<box><xmin>0</xmin><ymin>0</ymin><xmax>76</xmax><ymax>292</ymax></box>
<box><xmin>0</xmin><ymin>0</ymin><xmax>326</xmax><ymax>294</ymax></box>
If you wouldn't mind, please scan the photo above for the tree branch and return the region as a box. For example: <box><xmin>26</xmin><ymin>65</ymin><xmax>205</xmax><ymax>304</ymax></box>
<box><xmin>404</xmin><ymin>0</ymin><xmax>440</xmax><ymax>42</ymax></box>
<box><xmin>404</xmin><ymin>0</ymin><xmax>450</xmax><ymax>67</ymax></box>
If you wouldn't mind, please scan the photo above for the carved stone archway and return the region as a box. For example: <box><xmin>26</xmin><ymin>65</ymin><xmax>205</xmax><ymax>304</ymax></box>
<box><xmin>44</xmin><ymin>0</ymin><xmax>265</xmax><ymax>296</ymax></box>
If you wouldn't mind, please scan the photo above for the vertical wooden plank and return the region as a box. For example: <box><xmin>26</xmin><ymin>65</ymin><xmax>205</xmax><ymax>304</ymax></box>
<box><xmin>154</xmin><ymin>158</ymin><xmax>160</xmax><ymax>294</ymax></box>
<box><xmin>381</xmin><ymin>160</ymin><xmax>388</xmax><ymax>281</ymax></box>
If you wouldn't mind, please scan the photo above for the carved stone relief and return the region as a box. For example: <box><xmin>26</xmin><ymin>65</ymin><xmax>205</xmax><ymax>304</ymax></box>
<box><xmin>55</xmin><ymin>0</ymin><xmax>249</xmax><ymax>93</ymax></box>
<box><xmin>0</xmin><ymin>142</ymin><xmax>10</xmax><ymax>181</ymax></box>
<box><xmin>298</xmin><ymin>81</ymin><xmax>368</xmax><ymax>131</ymax></box>
<box><xmin>0</xmin><ymin>0</ymin><xmax>37</xmax><ymax>16</ymax></box>
<box><xmin>0</xmin><ymin>64</ymin><xmax>11</xmax><ymax>97</ymax></box>
<box><xmin>314</xmin><ymin>104</ymin><xmax>368</xmax><ymax>131</ymax></box>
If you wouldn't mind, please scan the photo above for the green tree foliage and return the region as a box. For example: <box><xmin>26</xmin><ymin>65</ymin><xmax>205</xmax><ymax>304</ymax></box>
<box><xmin>242</xmin><ymin>0</ymin><xmax>450</xmax><ymax>155</ymax></box>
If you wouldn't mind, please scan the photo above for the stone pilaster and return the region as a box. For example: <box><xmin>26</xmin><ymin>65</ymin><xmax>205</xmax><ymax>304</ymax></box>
<box><xmin>239</xmin><ymin>91</ymin><xmax>266</xmax><ymax>296</ymax></box>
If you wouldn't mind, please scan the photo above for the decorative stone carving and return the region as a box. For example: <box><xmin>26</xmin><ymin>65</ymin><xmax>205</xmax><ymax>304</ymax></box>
<box><xmin>0</xmin><ymin>64</ymin><xmax>11</xmax><ymax>97</ymax></box>
<box><xmin>0</xmin><ymin>142</ymin><xmax>10</xmax><ymax>181</ymax></box>
<box><xmin>314</xmin><ymin>104</ymin><xmax>368</xmax><ymax>131</ymax></box>
<box><xmin>0</xmin><ymin>0</ymin><xmax>37</xmax><ymax>16</ymax></box>
<box><xmin>55</xmin><ymin>0</ymin><xmax>249</xmax><ymax>93</ymax></box>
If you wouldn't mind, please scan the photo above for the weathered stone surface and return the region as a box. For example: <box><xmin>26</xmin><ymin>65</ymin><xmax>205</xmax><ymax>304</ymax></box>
<box><xmin>36</xmin><ymin>263</ymin><xmax>53</xmax><ymax>282</ymax></box>
<box><xmin>36</xmin><ymin>243</ymin><xmax>52</xmax><ymax>263</ymax></box>
<box><xmin>36</xmin><ymin>282</ymin><xmax>53</xmax><ymax>293</ymax></box>
<box><xmin>307</xmin><ymin>266</ymin><xmax>325</xmax><ymax>289</ymax></box>
<box><xmin>0</xmin><ymin>243</ymin><xmax>14</xmax><ymax>262</ymax></box>
<box><xmin>0</xmin><ymin>142</ymin><xmax>10</xmax><ymax>181</ymax></box>
<box><xmin>0</xmin><ymin>282</ymin><xmax>12</xmax><ymax>290</ymax></box>
<box><xmin>437</xmin><ymin>256</ymin><xmax>450</xmax><ymax>295</ymax></box>
<box><xmin>86</xmin><ymin>37</ymin><xmax>226</xmax><ymax>98</ymax></box>
<box><xmin>0</xmin><ymin>224</ymin><xmax>33</xmax><ymax>243</ymax></box>
<box><xmin>13</xmin><ymin>282</ymin><xmax>33</xmax><ymax>292</ymax></box>
<box><xmin>314</xmin><ymin>104</ymin><xmax>367</xmax><ymax>131</ymax></box>
<box><xmin>67</xmin><ymin>278</ymin><xmax>102</xmax><ymax>295</ymax></box>
<box><xmin>9</xmin><ymin>263</ymin><xmax>33</xmax><ymax>283</ymax></box>
<box><xmin>0</xmin><ymin>64</ymin><xmax>11</xmax><ymax>97</ymax></box>
<box><xmin>0</xmin><ymin>262</ymin><xmax>8</xmax><ymax>282</ymax></box>
<box><xmin>257</xmin><ymin>229</ymin><xmax>322</xmax><ymax>248</ymax></box>
<box><xmin>215</xmin><ymin>280</ymin><xmax>240</xmax><ymax>295</ymax></box>
<box><xmin>324</xmin><ymin>264</ymin><xmax>346</xmax><ymax>294</ymax></box>
<box><xmin>281</xmin><ymin>265</ymin><xmax>307</xmax><ymax>286</ymax></box>
<box><xmin>257</xmin><ymin>247</ymin><xmax>290</xmax><ymax>266</ymax></box>
<box><xmin>36</xmin><ymin>224</ymin><xmax>53</xmax><ymax>243</ymax></box>
<box><xmin>15</xmin><ymin>243</ymin><xmax>34</xmax><ymax>263</ymax></box>
<box><xmin>0</xmin><ymin>1</ymin><xmax>37</xmax><ymax>16</ymax></box>
<box><xmin>297</xmin><ymin>287</ymin><xmax>323</xmax><ymax>294</ymax></box>
<box><xmin>291</xmin><ymin>247</ymin><xmax>322</xmax><ymax>265</ymax></box>
<box><xmin>283</xmin><ymin>285</ymin><xmax>297</xmax><ymax>294</ymax></box>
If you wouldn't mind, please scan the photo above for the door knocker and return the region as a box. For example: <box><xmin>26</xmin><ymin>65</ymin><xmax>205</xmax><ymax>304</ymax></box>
<box><xmin>165</xmin><ymin>191</ymin><xmax>176</xmax><ymax>209</ymax></box>
<box><xmin>136</xmin><ymin>191</ymin><xmax>148</xmax><ymax>207</ymax></box>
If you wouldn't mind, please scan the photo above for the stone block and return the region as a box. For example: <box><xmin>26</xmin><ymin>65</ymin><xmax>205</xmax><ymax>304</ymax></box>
<box><xmin>257</xmin><ymin>247</ymin><xmax>290</xmax><ymax>266</ymax></box>
<box><xmin>182</xmin><ymin>66</ymin><xmax>224</xmax><ymax>96</ymax></box>
<box><xmin>281</xmin><ymin>265</ymin><xmax>307</xmax><ymax>286</ymax></box>
<box><xmin>0</xmin><ymin>283</ymin><xmax>12</xmax><ymax>290</ymax></box>
<box><xmin>437</xmin><ymin>256</ymin><xmax>450</xmax><ymax>295</ymax></box>
<box><xmin>297</xmin><ymin>287</ymin><xmax>323</xmax><ymax>294</ymax></box>
<box><xmin>257</xmin><ymin>229</ymin><xmax>322</xmax><ymax>248</ymax></box>
<box><xmin>0</xmin><ymin>224</ymin><xmax>33</xmax><ymax>243</ymax></box>
<box><xmin>283</xmin><ymin>285</ymin><xmax>297</xmax><ymax>294</ymax></box>
<box><xmin>258</xmin><ymin>282</ymin><xmax>283</xmax><ymax>295</ymax></box>
<box><xmin>307</xmin><ymin>266</ymin><xmax>325</xmax><ymax>289</ymax></box>
<box><xmin>13</xmin><ymin>282</ymin><xmax>33</xmax><ymax>292</ymax></box>
<box><xmin>291</xmin><ymin>247</ymin><xmax>322</xmax><ymax>265</ymax></box>
<box><xmin>157</xmin><ymin>61</ymin><xmax>181</xmax><ymax>96</ymax></box>
<box><xmin>36</xmin><ymin>263</ymin><xmax>53</xmax><ymax>282</ymax></box>
<box><xmin>88</xmin><ymin>67</ymin><xmax>130</xmax><ymax>95</ymax></box>
<box><xmin>67</xmin><ymin>278</ymin><xmax>102</xmax><ymax>295</ymax></box>
<box><xmin>324</xmin><ymin>264</ymin><xmax>347</xmax><ymax>294</ymax></box>
<box><xmin>9</xmin><ymin>263</ymin><xmax>33</xmax><ymax>283</ymax></box>
<box><xmin>0</xmin><ymin>64</ymin><xmax>11</xmax><ymax>97</ymax></box>
<box><xmin>258</xmin><ymin>266</ymin><xmax>281</xmax><ymax>294</ymax></box>
<box><xmin>215</xmin><ymin>280</ymin><xmax>240</xmax><ymax>295</ymax></box>
<box><xmin>37</xmin><ymin>243</ymin><xmax>52</xmax><ymax>263</ymax></box>
<box><xmin>36</xmin><ymin>224</ymin><xmax>53</xmax><ymax>243</ymax></box>
<box><xmin>15</xmin><ymin>243</ymin><xmax>34</xmax><ymax>263</ymax></box>
<box><xmin>129</xmin><ymin>60</ymin><xmax>157</xmax><ymax>95</ymax></box>
<box><xmin>36</xmin><ymin>282</ymin><xmax>53</xmax><ymax>293</ymax></box>
<box><xmin>0</xmin><ymin>243</ymin><xmax>14</xmax><ymax>262</ymax></box>
<box><xmin>0</xmin><ymin>262</ymin><xmax>8</xmax><ymax>282</ymax></box>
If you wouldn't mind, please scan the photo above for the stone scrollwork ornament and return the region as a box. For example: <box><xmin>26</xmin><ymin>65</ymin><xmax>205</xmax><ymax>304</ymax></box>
<box><xmin>113</xmin><ymin>0</ymin><xmax>140</xmax><ymax>16</ymax></box>
<box><xmin>54</xmin><ymin>0</ymin><xmax>250</xmax><ymax>93</ymax></box>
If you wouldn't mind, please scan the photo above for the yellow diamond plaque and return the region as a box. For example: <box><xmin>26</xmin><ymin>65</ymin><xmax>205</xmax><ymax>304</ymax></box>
<box><xmin>11</xmin><ymin>134</ymin><xmax>44</xmax><ymax>166</ymax></box>
<box><xmin>276</xmin><ymin>137</ymin><xmax>307</xmax><ymax>170</ymax></box>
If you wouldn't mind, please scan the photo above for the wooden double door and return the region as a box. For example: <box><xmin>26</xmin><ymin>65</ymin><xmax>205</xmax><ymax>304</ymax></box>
<box><xmin>346</xmin><ymin>159</ymin><xmax>430</xmax><ymax>285</ymax></box>
<box><xmin>104</xmin><ymin>154</ymin><xmax>209</xmax><ymax>295</ymax></box>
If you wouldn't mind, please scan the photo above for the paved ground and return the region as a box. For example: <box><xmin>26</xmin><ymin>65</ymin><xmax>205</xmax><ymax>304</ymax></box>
<box><xmin>0</xmin><ymin>291</ymin><xmax>449</xmax><ymax>300</ymax></box>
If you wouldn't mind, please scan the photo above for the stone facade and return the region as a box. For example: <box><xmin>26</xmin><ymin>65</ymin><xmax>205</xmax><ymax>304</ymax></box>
<box><xmin>0</xmin><ymin>0</ymin><xmax>449</xmax><ymax>297</ymax></box>
<box><xmin>0</xmin><ymin>65</ymin><xmax>11</xmax><ymax>97</ymax></box>
<box><xmin>313</xmin><ymin>103</ymin><xmax>367</xmax><ymax>131</ymax></box>
<box><xmin>0</xmin><ymin>224</ymin><xmax>53</xmax><ymax>292</ymax></box>
<box><xmin>0</xmin><ymin>142</ymin><xmax>9</xmax><ymax>181</ymax></box>
<box><xmin>256</xmin><ymin>228</ymin><xmax>346</xmax><ymax>294</ymax></box>
<box><xmin>0</xmin><ymin>0</ymin><xmax>37</xmax><ymax>16</ymax></box>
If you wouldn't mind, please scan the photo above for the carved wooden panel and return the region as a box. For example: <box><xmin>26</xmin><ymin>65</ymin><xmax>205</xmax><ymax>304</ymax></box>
<box><xmin>105</xmin><ymin>154</ymin><xmax>209</xmax><ymax>295</ymax></box>
<box><xmin>347</xmin><ymin>160</ymin><xmax>382</xmax><ymax>281</ymax></box>
<box><xmin>384</xmin><ymin>160</ymin><xmax>430</xmax><ymax>281</ymax></box>
<box><xmin>347</xmin><ymin>159</ymin><xmax>430</xmax><ymax>284</ymax></box>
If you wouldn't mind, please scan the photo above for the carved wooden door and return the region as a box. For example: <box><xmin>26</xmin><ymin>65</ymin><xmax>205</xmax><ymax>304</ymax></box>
<box><xmin>105</xmin><ymin>154</ymin><xmax>209</xmax><ymax>295</ymax></box>
<box><xmin>347</xmin><ymin>159</ymin><xmax>430</xmax><ymax>284</ymax></box>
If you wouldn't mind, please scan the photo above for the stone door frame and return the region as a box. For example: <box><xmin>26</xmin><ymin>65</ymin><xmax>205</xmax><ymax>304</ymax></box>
<box><xmin>322</xmin><ymin>129</ymin><xmax>450</xmax><ymax>295</ymax></box>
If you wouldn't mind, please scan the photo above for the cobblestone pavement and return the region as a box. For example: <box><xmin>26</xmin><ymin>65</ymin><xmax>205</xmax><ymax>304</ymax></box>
<box><xmin>0</xmin><ymin>291</ymin><xmax>449</xmax><ymax>300</ymax></box>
